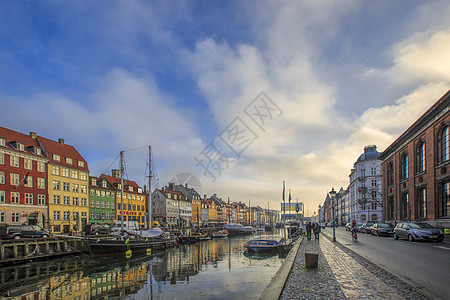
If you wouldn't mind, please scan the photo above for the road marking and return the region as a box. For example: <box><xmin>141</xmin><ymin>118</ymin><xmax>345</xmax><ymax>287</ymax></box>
<box><xmin>433</xmin><ymin>245</ymin><xmax>450</xmax><ymax>251</ymax></box>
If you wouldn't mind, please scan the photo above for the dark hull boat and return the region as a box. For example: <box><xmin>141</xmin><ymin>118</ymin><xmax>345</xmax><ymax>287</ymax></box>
<box><xmin>87</xmin><ymin>237</ymin><xmax>176</xmax><ymax>255</ymax></box>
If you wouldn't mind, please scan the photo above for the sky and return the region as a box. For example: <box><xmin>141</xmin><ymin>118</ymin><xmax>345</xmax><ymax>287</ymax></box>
<box><xmin>1</xmin><ymin>0</ymin><xmax>450</xmax><ymax>216</ymax></box>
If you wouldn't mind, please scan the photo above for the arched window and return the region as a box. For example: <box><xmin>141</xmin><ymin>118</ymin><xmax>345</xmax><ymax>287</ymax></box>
<box><xmin>388</xmin><ymin>162</ymin><xmax>394</xmax><ymax>186</ymax></box>
<box><xmin>416</xmin><ymin>142</ymin><xmax>425</xmax><ymax>173</ymax></box>
<box><xmin>438</xmin><ymin>126</ymin><xmax>450</xmax><ymax>163</ymax></box>
<box><xmin>401</xmin><ymin>153</ymin><xmax>408</xmax><ymax>181</ymax></box>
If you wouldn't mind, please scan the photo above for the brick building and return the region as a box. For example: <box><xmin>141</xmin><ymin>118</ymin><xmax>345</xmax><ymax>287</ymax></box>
<box><xmin>379</xmin><ymin>90</ymin><xmax>450</xmax><ymax>228</ymax></box>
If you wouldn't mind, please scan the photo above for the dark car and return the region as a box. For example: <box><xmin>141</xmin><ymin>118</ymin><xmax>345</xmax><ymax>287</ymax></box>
<box><xmin>393</xmin><ymin>222</ymin><xmax>444</xmax><ymax>242</ymax></box>
<box><xmin>361</xmin><ymin>221</ymin><xmax>378</xmax><ymax>234</ymax></box>
<box><xmin>0</xmin><ymin>224</ymin><xmax>49</xmax><ymax>240</ymax></box>
<box><xmin>370</xmin><ymin>223</ymin><xmax>394</xmax><ymax>236</ymax></box>
<box><xmin>83</xmin><ymin>223</ymin><xmax>111</xmax><ymax>235</ymax></box>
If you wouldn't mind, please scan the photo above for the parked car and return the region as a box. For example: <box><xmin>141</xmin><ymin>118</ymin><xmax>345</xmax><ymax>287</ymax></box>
<box><xmin>370</xmin><ymin>223</ymin><xmax>394</xmax><ymax>236</ymax></box>
<box><xmin>361</xmin><ymin>221</ymin><xmax>378</xmax><ymax>234</ymax></box>
<box><xmin>345</xmin><ymin>223</ymin><xmax>351</xmax><ymax>231</ymax></box>
<box><xmin>354</xmin><ymin>223</ymin><xmax>363</xmax><ymax>232</ymax></box>
<box><xmin>83</xmin><ymin>223</ymin><xmax>111</xmax><ymax>235</ymax></box>
<box><xmin>393</xmin><ymin>222</ymin><xmax>444</xmax><ymax>242</ymax></box>
<box><xmin>0</xmin><ymin>224</ymin><xmax>49</xmax><ymax>239</ymax></box>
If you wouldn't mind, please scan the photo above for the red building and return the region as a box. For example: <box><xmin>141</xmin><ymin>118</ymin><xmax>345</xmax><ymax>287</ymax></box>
<box><xmin>0</xmin><ymin>127</ymin><xmax>49</xmax><ymax>227</ymax></box>
<box><xmin>379</xmin><ymin>90</ymin><xmax>450</xmax><ymax>228</ymax></box>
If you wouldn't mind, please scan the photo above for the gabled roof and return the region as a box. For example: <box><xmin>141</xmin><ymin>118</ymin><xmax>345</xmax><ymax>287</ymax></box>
<box><xmin>157</xmin><ymin>188</ymin><xmax>186</xmax><ymax>200</ymax></box>
<box><xmin>38</xmin><ymin>135</ymin><xmax>89</xmax><ymax>172</ymax></box>
<box><xmin>0</xmin><ymin>126</ymin><xmax>46</xmax><ymax>159</ymax></box>
<box><xmin>101</xmin><ymin>174</ymin><xmax>141</xmax><ymax>194</ymax></box>
<box><xmin>89</xmin><ymin>176</ymin><xmax>116</xmax><ymax>191</ymax></box>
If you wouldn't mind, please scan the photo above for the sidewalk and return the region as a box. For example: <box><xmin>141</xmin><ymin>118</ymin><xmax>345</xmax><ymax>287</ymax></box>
<box><xmin>278</xmin><ymin>232</ymin><xmax>434</xmax><ymax>300</ymax></box>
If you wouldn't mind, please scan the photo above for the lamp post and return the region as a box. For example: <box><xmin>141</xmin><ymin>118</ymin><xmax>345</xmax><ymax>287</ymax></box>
<box><xmin>329</xmin><ymin>187</ymin><xmax>337</xmax><ymax>242</ymax></box>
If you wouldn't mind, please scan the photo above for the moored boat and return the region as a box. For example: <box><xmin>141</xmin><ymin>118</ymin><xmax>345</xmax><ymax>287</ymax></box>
<box><xmin>239</xmin><ymin>226</ymin><xmax>254</xmax><ymax>234</ymax></box>
<box><xmin>244</xmin><ymin>238</ymin><xmax>281</xmax><ymax>253</ymax></box>
<box><xmin>224</xmin><ymin>223</ymin><xmax>243</xmax><ymax>236</ymax></box>
<box><xmin>212</xmin><ymin>229</ymin><xmax>229</xmax><ymax>238</ymax></box>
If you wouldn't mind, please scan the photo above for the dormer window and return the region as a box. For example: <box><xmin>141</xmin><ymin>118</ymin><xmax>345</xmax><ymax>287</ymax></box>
<box><xmin>117</xmin><ymin>184</ymin><xmax>121</xmax><ymax>189</ymax></box>
<box><xmin>102</xmin><ymin>181</ymin><xmax>107</xmax><ymax>188</ymax></box>
<box><xmin>36</xmin><ymin>148</ymin><xmax>41</xmax><ymax>155</ymax></box>
<box><xmin>91</xmin><ymin>178</ymin><xmax>97</xmax><ymax>185</ymax></box>
<box><xmin>18</xmin><ymin>143</ymin><xmax>24</xmax><ymax>151</ymax></box>
<box><xmin>138</xmin><ymin>188</ymin><xmax>142</xmax><ymax>193</ymax></box>
<box><xmin>128</xmin><ymin>186</ymin><xmax>133</xmax><ymax>192</ymax></box>
<box><xmin>66</xmin><ymin>158</ymin><xmax>73</xmax><ymax>165</ymax></box>
<box><xmin>53</xmin><ymin>154</ymin><xmax>60</xmax><ymax>161</ymax></box>
<box><xmin>0</xmin><ymin>138</ymin><xmax>5</xmax><ymax>147</ymax></box>
<box><xmin>78</xmin><ymin>161</ymin><xmax>84</xmax><ymax>167</ymax></box>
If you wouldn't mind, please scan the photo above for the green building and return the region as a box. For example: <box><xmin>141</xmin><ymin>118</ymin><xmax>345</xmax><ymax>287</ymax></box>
<box><xmin>89</xmin><ymin>176</ymin><xmax>116</xmax><ymax>224</ymax></box>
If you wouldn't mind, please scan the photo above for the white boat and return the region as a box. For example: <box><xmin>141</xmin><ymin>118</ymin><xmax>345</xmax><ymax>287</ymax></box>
<box><xmin>212</xmin><ymin>229</ymin><xmax>229</xmax><ymax>238</ymax></box>
<box><xmin>257</xmin><ymin>226</ymin><xmax>265</xmax><ymax>232</ymax></box>
<box><xmin>224</xmin><ymin>223</ymin><xmax>243</xmax><ymax>235</ymax></box>
<box><xmin>239</xmin><ymin>226</ymin><xmax>253</xmax><ymax>234</ymax></box>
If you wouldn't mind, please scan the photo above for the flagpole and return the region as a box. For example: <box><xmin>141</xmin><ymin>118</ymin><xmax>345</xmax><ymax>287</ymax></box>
<box><xmin>283</xmin><ymin>181</ymin><xmax>286</xmax><ymax>244</ymax></box>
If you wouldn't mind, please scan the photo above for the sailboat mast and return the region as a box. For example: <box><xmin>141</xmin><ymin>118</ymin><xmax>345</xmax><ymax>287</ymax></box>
<box><xmin>148</xmin><ymin>146</ymin><xmax>152</xmax><ymax>228</ymax></box>
<box><xmin>120</xmin><ymin>151</ymin><xmax>124</xmax><ymax>233</ymax></box>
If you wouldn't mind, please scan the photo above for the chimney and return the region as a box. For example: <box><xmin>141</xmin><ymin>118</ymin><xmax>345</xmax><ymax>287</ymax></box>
<box><xmin>58</xmin><ymin>138</ymin><xmax>65</xmax><ymax>144</ymax></box>
<box><xmin>111</xmin><ymin>169</ymin><xmax>120</xmax><ymax>178</ymax></box>
<box><xmin>29</xmin><ymin>132</ymin><xmax>37</xmax><ymax>139</ymax></box>
<box><xmin>185</xmin><ymin>183</ymin><xmax>188</xmax><ymax>188</ymax></box>
<box><xmin>169</xmin><ymin>182</ymin><xmax>175</xmax><ymax>190</ymax></box>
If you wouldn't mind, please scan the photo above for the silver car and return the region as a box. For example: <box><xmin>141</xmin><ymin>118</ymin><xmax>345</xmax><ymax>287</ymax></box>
<box><xmin>393</xmin><ymin>222</ymin><xmax>444</xmax><ymax>242</ymax></box>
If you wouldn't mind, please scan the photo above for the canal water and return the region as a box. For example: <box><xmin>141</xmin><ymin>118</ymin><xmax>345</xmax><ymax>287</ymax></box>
<box><xmin>0</xmin><ymin>230</ymin><xmax>287</xmax><ymax>299</ymax></box>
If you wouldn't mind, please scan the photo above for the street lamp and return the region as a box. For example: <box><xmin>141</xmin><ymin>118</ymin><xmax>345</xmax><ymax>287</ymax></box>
<box><xmin>329</xmin><ymin>187</ymin><xmax>337</xmax><ymax>242</ymax></box>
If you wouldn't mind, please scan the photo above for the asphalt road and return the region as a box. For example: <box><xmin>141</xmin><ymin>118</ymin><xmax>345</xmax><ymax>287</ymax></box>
<box><xmin>322</xmin><ymin>226</ymin><xmax>450</xmax><ymax>299</ymax></box>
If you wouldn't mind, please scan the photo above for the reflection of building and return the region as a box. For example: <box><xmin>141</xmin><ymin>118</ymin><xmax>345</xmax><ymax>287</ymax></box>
<box><xmin>40</xmin><ymin>136</ymin><xmax>90</xmax><ymax>234</ymax></box>
<box><xmin>49</xmin><ymin>272</ymin><xmax>90</xmax><ymax>300</ymax></box>
<box><xmin>0</xmin><ymin>128</ymin><xmax>49</xmax><ymax>227</ymax></box>
<box><xmin>102</xmin><ymin>170</ymin><xmax>146</xmax><ymax>227</ymax></box>
<box><xmin>379</xmin><ymin>90</ymin><xmax>450</xmax><ymax>228</ymax></box>
<box><xmin>89</xmin><ymin>176</ymin><xmax>116</xmax><ymax>224</ymax></box>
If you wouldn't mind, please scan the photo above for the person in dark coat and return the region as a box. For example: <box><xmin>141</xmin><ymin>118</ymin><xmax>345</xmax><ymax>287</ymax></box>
<box><xmin>306</xmin><ymin>222</ymin><xmax>312</xmax><ymax>240</ymax></box>
<box><xmin>313</xmin><ymin>222</ymin><xmax>321</xmax><ymax>241</ymax></box>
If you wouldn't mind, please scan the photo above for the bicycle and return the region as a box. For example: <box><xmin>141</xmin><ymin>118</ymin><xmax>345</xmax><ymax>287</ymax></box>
<box><xmin>351</xmin><ymin>228</ymin><xmax>358</xmax><ymax>242</ymax></box>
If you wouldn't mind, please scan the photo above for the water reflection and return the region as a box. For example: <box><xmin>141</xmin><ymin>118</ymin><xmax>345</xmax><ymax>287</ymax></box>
<box><xmin>0</xmin><ymin>231</ymin><xmax>285</xmax><ymax>299</ymax></box>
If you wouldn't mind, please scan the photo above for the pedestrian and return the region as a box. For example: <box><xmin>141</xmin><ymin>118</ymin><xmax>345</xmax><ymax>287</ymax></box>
<box><xmin>313</xmin><ymin>222</ymin><xmax>321</xmax><ymax>241</ymax></box>
<box><xmin>306</xmin><ymin>222</ymin><xmax>312</xmax><ymax>241</ymax></box>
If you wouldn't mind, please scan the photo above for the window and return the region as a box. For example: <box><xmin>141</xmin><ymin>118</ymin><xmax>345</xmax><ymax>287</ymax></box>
<box><xmin>10</xmin><ymin>155</ymin><xmax>19</xmax><ymax>167</ymax></box>
<box><xmin>371</xmin><ymin>179</ymin><xmax>376</xmax><ymax>187</ymax></box>
<box><xmin>78</xmin><ymin>161</ymin><xmax>84</xmax><ymax>167</ymax></box>
<box><xmin>72</xmin><ymin>170</ymin><xmax>78</xmax><ymax>179</ymax></box>
<box><xmin>53</xmin><ymin>195</ymin><xmax>60</xmax><ymax>204</ymax></box>
<box><xmin>0</xmin><ymin>138</ymin><xmax>5</xmax><ymax>146</ymax></box>
<box><xmin>72</xmin><ymin>184</ymin><xmax>79</xmax><ymax>193</ymax></box>
<box><xmin>438</xmin><ymin>126</ymin><xmax>450</xmax><ymax>163</ymax></box>
<box><xmin>11</xmin><ymin>192</ymin><xmax>20</xmax><ymax>203</ymax></box>
<box><xmin>54</xmin><ymin>211</ymin><xmax>61</xmax><ymax>221</ymax></box>
<box><xmin>63</xmin><ymin>196</ymin><xmax>70</xmax><ymax>205</ymax></box>
<box><xmin>24</xmin><ymin>176</ymin><xmax>32</xmax><ymax>187</ymax></box>
<box><xmin>90</xmin><ymin>200</ymin><xmax>95</xmax><ymax>207</ymax></box>
<box><xmin>11</xmin><ymin>212</ymin><xmax>20</xmax><ymax>223</ymax></box>
<box><xmin>106</xmin><ymin>202</ymin><xmax>110</xmax><ymax>209</ymax></box>
<box><xmin>0</xmin><ymin>191</ymin><xmax>5</xmax><ymax>203</ymax></box>
<box><xmin>53</xmin><ymin>225</ymin><xmax>60</xmax><ymax>232</ymax></box>
<box><xmin>24</xmin><ymin>158</ymin><xmax>32</xmax><ymax>170</ymax></box>
<box><xmin>101</xmin><ymin>201</ymin><xmax>105</xmax><ymax>208</ymax></box>
<box><xmin>53</xmin><ymin>166</ymin><xmax>60</xmax><ymax>176</ymax></box>
<box><xmin>0</xmin><ymin>153</ymin><xmax>4</xmax><ymax>165</ymax></box>
<box><xmin>63</xmin><ymin>211</ymin><xmax>70</xmax><ymax>221</ymax></box>
<box><xmin>400</xmin><ymin>154</ymin><xmax>408</xmax><ymax>181</ymax></box>
<box><xmin>401</xmin><ymin>193</ymin><xmax>409</xmax><ymax>220</ymax></box>
<box><xmin>388</xmin><ymin>162</ymin><xmax>394</xmax><ymax>186</ymax></box>
<box><xmin>53</xmin><ymin>154</ymin><xmax>60</xmax><ymax>161</ymax></box>
<box><xmin>371</xmin><ymin>191</ymin><xmax>377</xmax><ymax>199</ymax></box>
<box><xmin>81</xmin><ymin>185</ymin><xmax>87</xmax><ymax>193</ymax></box>
<box><xmin>81</xmin><ymin>198</ymin><xmax>87</xmax><ymax>206</ymax></box>
<box><xmin>63</xmin><ymin>182</ymin><xmax>70</xmax><ymax>191</ymax></box>
<box><xmin>25</xmin><ymin>193</ymin><xmax>33</xmax><ymax>204</ymax></box>
<box><xmin>102</xmin><ymin>181</ymin><xmax>107</xmax><ymax>188</ymax></box>
<box><xmin>38</xmin><ymin>194</ymin><xmax>45</xmax><ymax>205</ymax></box>
<box><xmin>371</xmin><ymin>167</ymin><xmax>376</xmax><ymax>175</ymax></box>
<box><xmin>361</xmin><ymin>214</ymin><xmax>366</xmax><ymax>221</ymax></box>
<box><xmin>35</xmin><ymin>148</ymin><xmax>42</xmax><ymax>155</ymax></box>
<box><xmin>361</xmin><ymin>169</ymin><xmax>365</xmax><ymax>178</ymax></box>
<box><xmin>62</xmin><ymin>168</ymin><xmax>69</xmax><ymax>177</ymax></box>
<box><xmin>0</xmin><ymin>212</ymin><xmax>4</xmax><ymax>223</ymax></box>
<box><xmin>90</xmin><ymin>190</ymin><xmax>95</xmax><ymax>196</ymax></box>
<box><xmin>417</xmin><ymin>188</ymin><xmax>426</xmax><ymax>219</ymax></box>
<box><xmin>96</xmin><ymin>201</ymin><xmax>100</xmax><ymax>208</ymax></box>
<box><xmin>90</xmin><ymin>212</ymin><xmax>95</xmax><ymax>219</ymax></box>
<box><xmin>72</xmin><ymin>197</ymin><xmax>79</xmax><ymax>206</ymax></box>
<box><xmin>438</xmin><ymin>181</ymin><xmax>450</xmax><ymax>217</ymax></box>
<box><xmin>53</xmin><ymin>181</ymin><xmax>60</xmax><ymax>190</ymax></box>
<box><xmin>0</xmin><ymin>171</ymin><xmax>4</xmax><ymax>184</ymax></box>
<box><xmin>80</xmin><ymin>172</ymin><xmax>86</xmax><ymax>180</ymax></box>
<box><xmin>38</xmin><ymin>178</ymin><xmax>45</xmax><ymax>189</ymax></box>
<box><xmin>11</xmin><ymin>173</ymin><xmax>19</xmax><ymax>186</ymax></box>
<box><xmin>37</xmin><ymin>162</ymin><xmax>45</xmax><ymax>172</ymax></box>
<box><xmin>416</xmin><ymin>142</ymin><xmax>425</xmax><ymax>173</ymax></box>
<box><xmin>371</xmin><ymin>203</ymin><xmax>377</xmax><ymax>210</ymax></box>
<box><xmin>66</xmin><ymin>158</ymin><xmax>72</xmax><ymax>165</ymax></box>
<box><xmin>73</xmin><ymin>212</ymin><xmax>79</xmax><ymax>221</ymax></box>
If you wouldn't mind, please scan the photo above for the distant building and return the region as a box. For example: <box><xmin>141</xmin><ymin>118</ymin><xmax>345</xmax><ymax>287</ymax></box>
<box><xmin>379</xmin><ymin>90</ymin><xmax>450</xmax><ymax>228</ymax></box>
<box><xmin>152</xmin><ymin>184</ymin><xmax>187</xmax><ymax>228</ymax></box>
<box><xmin>348</xmin><ymin>145</ymin><xmax>383</xmax><ymax>224</ymax></box>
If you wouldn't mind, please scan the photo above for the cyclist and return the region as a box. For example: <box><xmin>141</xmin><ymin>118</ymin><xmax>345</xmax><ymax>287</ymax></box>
<box><xmin>350</xmin><ymin>220</ymin><xmax>358</xmax><ymax>241</ymax></box>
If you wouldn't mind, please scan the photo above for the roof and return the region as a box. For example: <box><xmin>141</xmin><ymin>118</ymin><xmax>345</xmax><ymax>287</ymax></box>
<box><xmin>89</xmin><ymin>176</ymin><xmax>116</xmax><ymax>191</ymax></box>
<box><xmin>0</xmin><ymin>126</ymin><xmax>46</xmax><ymax>159</ymax></box>
<box><xmin>101</xmin><ymin>174</ymin><xmax>141</xmax><ymax>193</ymax></box>
<box><xmin>355</xmin><ymin>145</ymin><xmax>380</xmax><ymax>164</ymax></box>
<box><xmin>38</xmin><ymin>135</ymin><xmax>89</xmax><ymax>172</ymax></box>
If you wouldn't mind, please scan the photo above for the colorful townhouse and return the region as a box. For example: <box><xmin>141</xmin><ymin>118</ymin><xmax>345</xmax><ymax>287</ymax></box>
<box><xmin>0</xmin><ymin>127</ymin><xmax>49</xmax><ymax>227</ymax></box>
<box><xmin>175</xmin><ymin>183</ymin><xmax>200</xmax><ymax>228</ymax></box>
<box><xmin>152</xmin><ymin>186</ymin><xmax>186</xmax><ymax>228</ymax></box>
<box><xmin>89</xmin><ymin>176</ymin><xmax>116</xmax><ymax>224</ymax></box>
<box><xmin>39</xmin><ymin>136</ymin><xmax>90</xmax><ymax>234</ymax></box>
<box><xmin>102</xmin><ymin>170</ymin><xmax>146</xmax><ymax>227</ymax></box>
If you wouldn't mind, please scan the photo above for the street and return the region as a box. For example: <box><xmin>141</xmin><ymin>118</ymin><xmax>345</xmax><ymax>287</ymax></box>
<box><xmin>322</xmin><ymin>227</ymin><xmax>450</xmax><ymax>299</ymax></box>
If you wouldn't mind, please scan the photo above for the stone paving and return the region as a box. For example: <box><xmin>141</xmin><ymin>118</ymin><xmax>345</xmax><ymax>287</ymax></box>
<box><xmin>280</xmin><ymin>232</ymin><xmax>434</xmax><ymax>300</ymax></box>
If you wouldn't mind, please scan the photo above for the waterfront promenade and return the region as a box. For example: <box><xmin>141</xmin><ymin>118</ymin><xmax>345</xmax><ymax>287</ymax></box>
<box><xmin>262</xmin><ymin>230</ymin><xmax>437</xmax><ymax>300</ymax></box>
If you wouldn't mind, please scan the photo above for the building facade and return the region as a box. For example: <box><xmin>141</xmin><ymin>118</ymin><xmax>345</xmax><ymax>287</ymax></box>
<box><xmin>0</xmin><ymin>128</ymin><xmax>49</xmax><ymax>227</ymax></box>
<box><xmin>379</xmin><ymin>90</ymin><xmax>450</xmax><ymax>228</ymax></box>
<box><xmin>89</xmin><ymin>176</ymin><xmax>116</xmax><ymax>224</ymax></box>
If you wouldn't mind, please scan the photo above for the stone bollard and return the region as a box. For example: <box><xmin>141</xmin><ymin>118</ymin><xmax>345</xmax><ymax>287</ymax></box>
<box><xmin>305</xmin><ymin>251</ymin><xmax>319</xmax><ymax>268</ymax></box>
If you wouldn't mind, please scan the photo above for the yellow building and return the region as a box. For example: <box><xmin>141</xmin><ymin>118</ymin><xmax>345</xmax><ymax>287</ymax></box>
<box><xmin>102</xmin><ymin>170</ymin><xmax>146</xmax><ymax>227</ymax></box>
<box><xmin>39</xmin><ymin>137</ymin><xmax>89</xmax><ymax>234</ymax></box>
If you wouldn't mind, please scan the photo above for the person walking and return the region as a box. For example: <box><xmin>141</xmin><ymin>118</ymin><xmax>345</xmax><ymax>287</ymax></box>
<box><xmin>306</xmin><ymin>222</ymin><xmax>312</xmax><ymax>241</ymax></box>
<box><xmin>313</xmin><ymin>222</ymin><xmax>321</xmax><ymax>241</ymax></box>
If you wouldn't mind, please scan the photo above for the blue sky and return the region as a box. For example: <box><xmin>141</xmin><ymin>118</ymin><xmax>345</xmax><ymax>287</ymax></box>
<box><xmin>1</xmin><ymin>0</ymin><xmax>450</xmax><ymax>215</ymax></box>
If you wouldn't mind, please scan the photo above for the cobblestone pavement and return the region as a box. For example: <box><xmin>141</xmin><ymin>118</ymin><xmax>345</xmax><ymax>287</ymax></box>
<box><xmin>280</xmin><ymin>232</ymin><xmax>434</xmax><ymax>300</ymax></box>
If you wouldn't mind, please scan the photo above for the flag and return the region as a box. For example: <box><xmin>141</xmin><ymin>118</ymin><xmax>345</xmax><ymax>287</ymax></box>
<box><xmin>289</xmin><ymin>189</ymin><xmax>291</xmax><ymax>204</ymax></box>
<box><xmin>23</xmin><ymin>171</ymin><xmax>30</xmax><ymax>185</ymax></box>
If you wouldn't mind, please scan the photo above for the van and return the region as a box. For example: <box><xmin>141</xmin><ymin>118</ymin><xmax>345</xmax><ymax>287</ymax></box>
<box><xmin>0</xmin><ymin>224</ymin><xmax>49</xmax><ymax>240</ymax></box>
<box><xmin>113</xmin><ymin>221</ymin><xmax>140</xmax><ymax>232</ymax></box>
<box><xmin>83</xmin><ymin>223</ymin><xmax>111</xmax><ymax>235</ymax></box>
